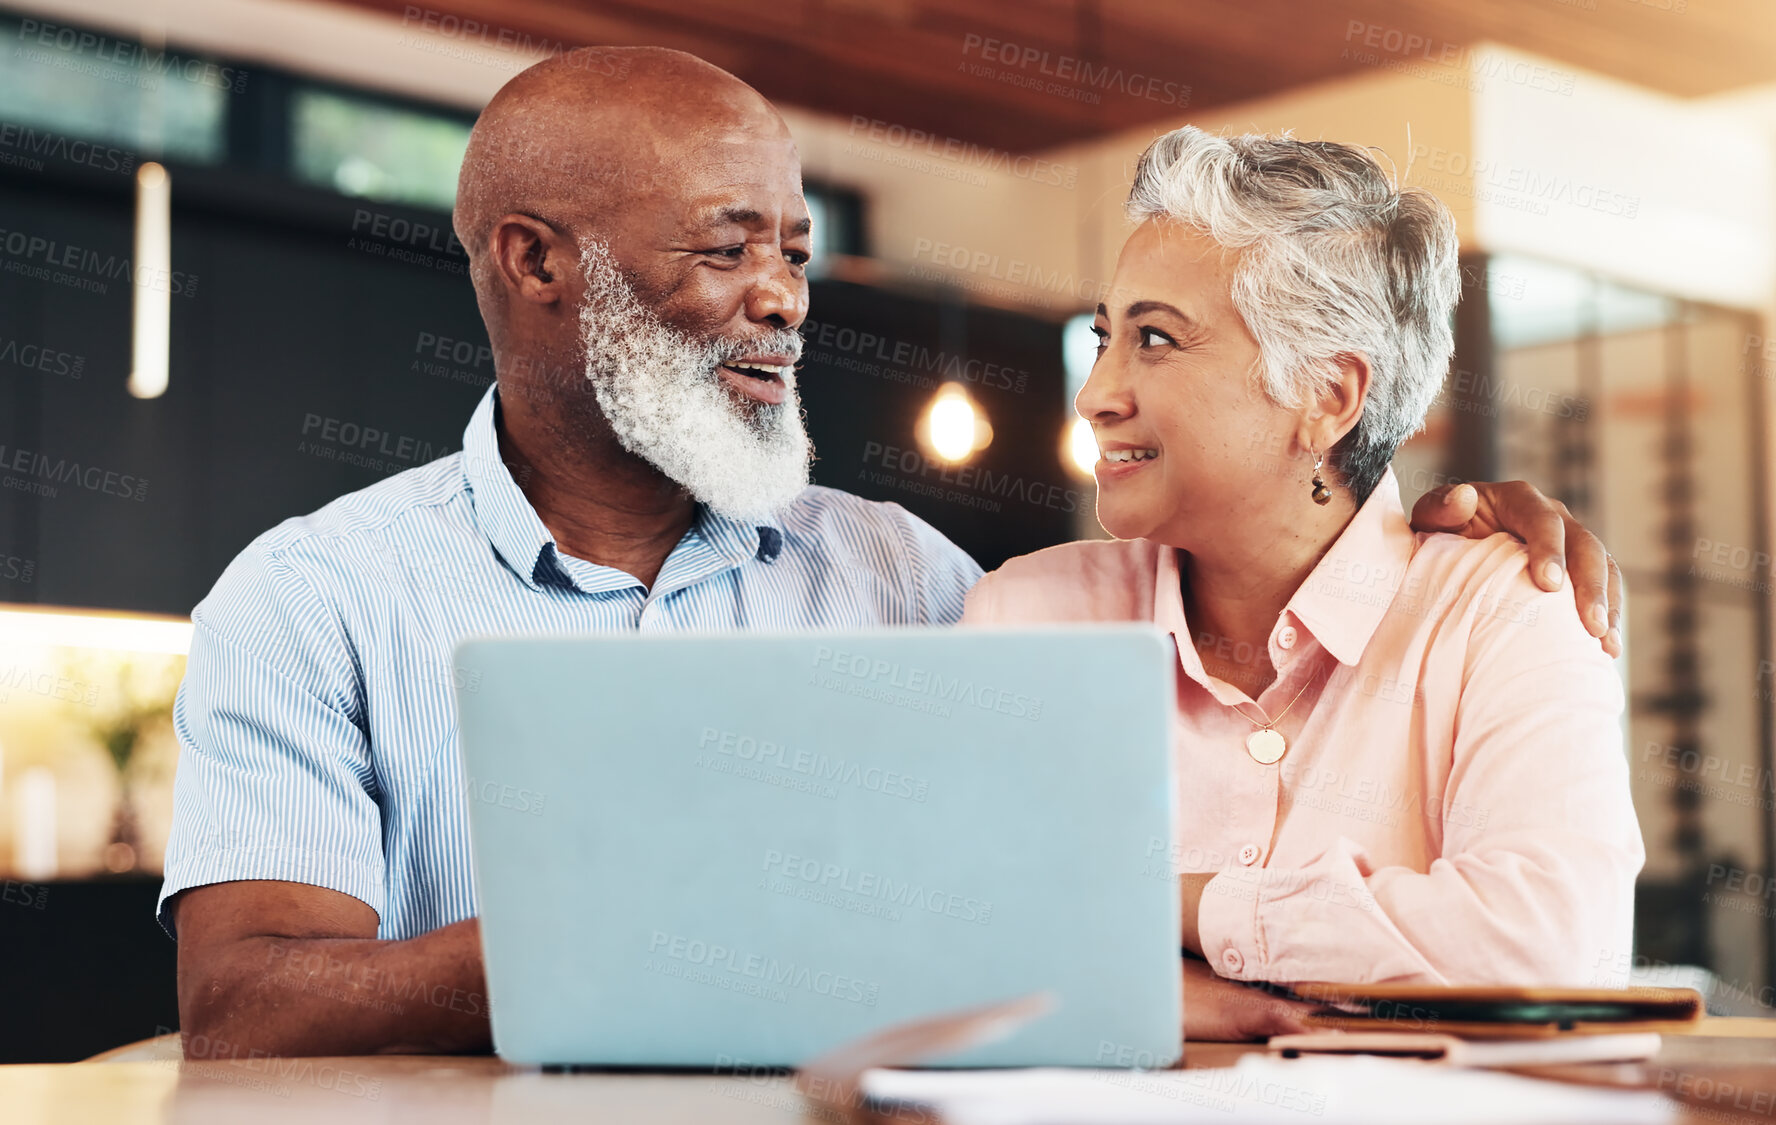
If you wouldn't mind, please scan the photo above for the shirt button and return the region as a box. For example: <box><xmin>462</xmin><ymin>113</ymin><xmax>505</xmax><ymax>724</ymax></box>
<box><xmin>1238</xmin><ymin>844</ymin><xmax>1260</xmax><ymax>865</ymax></box>
<box><xmin>1222</xmin><ymin>948</ymin><xmax>1244</xmax><ymax>974</ymax></box>
<box><xmin>1276</xmin><ymin>625</ymin><xmax>1298</xmax><ymax>650</ymax></box>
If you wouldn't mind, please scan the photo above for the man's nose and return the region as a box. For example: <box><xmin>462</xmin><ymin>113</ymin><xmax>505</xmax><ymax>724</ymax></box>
<box><xmin>746</xmin><ymin>254</ymin><xmax>809</xmax><ymax>329</ymax></box>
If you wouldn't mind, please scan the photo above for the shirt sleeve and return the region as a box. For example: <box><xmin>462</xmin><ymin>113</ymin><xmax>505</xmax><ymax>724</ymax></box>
<box><xmin>889</xmin><ymin>504</ymin><xmax>984</xmax><ymax>626</ymax></box>
<box><xmin>1196</xmin><ymin>566</ymin><xmax>1645</xmax><ymax>986</ymax></box>
<box><xmin>156</xmin><ymin>541</ymin><xmax>385</xmax><ymax>938</ymax></box>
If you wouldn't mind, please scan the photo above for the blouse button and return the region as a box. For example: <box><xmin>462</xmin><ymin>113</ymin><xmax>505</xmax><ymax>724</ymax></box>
<box><xmin>1276</xmin><ymin>625</ymin><xmax>1298</xmax><ymax>650</ymax></box>
<box><xmin>1222</xmin><ymin>948</ymin><xmax>1245</xmax><ymax>974</ymax></box>
<box><xmin>1238</xmin><ymin>844</ymin><xmax>1260</xmax><ymax>865</ymax></box>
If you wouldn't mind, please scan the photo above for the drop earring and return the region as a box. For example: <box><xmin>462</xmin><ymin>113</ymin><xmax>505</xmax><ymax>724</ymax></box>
<box><xmin>1310</xmin><ymin>450</ymin><xmax>1332</xmax><ymax>506</ymax></box>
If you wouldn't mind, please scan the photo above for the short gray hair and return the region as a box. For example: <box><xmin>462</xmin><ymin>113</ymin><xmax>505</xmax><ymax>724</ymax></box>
<box><xmin>1125</xmin><ymin>126</ymin><xmax>1459</xmax><ymax>502</ymax></box>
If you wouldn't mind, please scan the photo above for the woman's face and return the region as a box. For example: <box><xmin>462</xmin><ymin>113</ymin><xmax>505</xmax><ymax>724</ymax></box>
<box><xmin>1082</xmin><ymin>219</ymin><xmax>1306</xmax><ymax>545</ymax></box>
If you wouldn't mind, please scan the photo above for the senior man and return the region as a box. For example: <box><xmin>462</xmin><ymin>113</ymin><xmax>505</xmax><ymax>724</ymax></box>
<box><xmin>163</xmin><ymin>46</ymin><xmax>1624</xmax><ymax>1057</ymax></box>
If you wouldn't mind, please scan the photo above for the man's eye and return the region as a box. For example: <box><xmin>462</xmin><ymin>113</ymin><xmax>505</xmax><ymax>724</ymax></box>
<box><xmin>707</xmin><ymin>246</ymin><xmax>746</xmax><ymax>259</ymax></box>
<box><xmin>1140</xmin><ymin>326</ymin><xmax>1175</xmax><ymax>348</ymax></box>
<box><xmin>785</xmin><ymin>250</ymin><xmax>811</xmax><ymax>267</ymax></box>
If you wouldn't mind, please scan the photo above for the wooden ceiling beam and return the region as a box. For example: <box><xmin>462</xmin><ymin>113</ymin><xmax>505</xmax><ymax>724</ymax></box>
<box><xmin>322</xmin><ymin>0</ymin><xmax>1776</xmax><ymax>150</ymax></box>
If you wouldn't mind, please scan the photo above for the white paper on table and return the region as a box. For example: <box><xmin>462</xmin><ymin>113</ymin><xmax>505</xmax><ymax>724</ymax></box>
<box><xmin>861</xmin><ymin>1054</ymin><xmax>1677</xmax><ymax>1125</ymax></box>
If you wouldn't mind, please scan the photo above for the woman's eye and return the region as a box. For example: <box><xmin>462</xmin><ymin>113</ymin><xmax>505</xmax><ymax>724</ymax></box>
<box><xmin>1090</xmin><ymin>327</ymin><xmax>1109</xmax><ymax>352</ymax></box>
<box><xmin>1140</xmin><ymin>326</ymin><xmax>1174</xmax><ymax>349</ymax></box>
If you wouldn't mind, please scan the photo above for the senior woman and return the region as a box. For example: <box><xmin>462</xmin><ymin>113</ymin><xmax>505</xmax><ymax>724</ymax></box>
<box><xmin>962</xmin><ymin>127</ymin><xmax>1644</xmax><ymax>1039</ymax></box>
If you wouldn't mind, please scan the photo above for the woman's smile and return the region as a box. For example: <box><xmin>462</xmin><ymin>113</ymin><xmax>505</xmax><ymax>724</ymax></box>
<box><xmin>1096</xmin><ymin>441</ymin><xmax>1160</xmax><ymax>483</ymax></box>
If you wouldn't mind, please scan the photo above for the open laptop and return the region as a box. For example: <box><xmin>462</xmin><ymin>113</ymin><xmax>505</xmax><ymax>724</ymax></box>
<box><xmin>454</xmin><ymin>625</ymin><xmax>1180</xmax><ymax>1068</ymax></box>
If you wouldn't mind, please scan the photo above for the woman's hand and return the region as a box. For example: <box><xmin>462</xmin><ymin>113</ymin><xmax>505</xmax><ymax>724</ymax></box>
<box><xmin>1410</xmin><ymin>480</ymin><xmax>1623</xmax><ymax>657</ymax></box>
<box><xmin>1180</xmin><ymin>956</ymin><xmax>1320</xmax><ymax>1042</ymax></box>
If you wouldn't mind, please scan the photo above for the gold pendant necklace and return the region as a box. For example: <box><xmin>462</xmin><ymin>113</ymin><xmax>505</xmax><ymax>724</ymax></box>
<box><xmin>1246</xmin><ymin>728</ymin><xmax>1288</xmax><ymax>765</ymax></box>
<box><xmin>1239</xmin><ymin>675</ymin><xmax>1314</xmax><ymax>765</ymax></box>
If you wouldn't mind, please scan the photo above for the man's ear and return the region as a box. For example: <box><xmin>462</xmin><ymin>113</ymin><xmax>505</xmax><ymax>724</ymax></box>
<box><xmin>1296</xmin><ymin>352</ymin><xmax>1371</xmax><ymax>457</ymax></box>
<box><xmin>489</xmin><ymin>213</ymin><xmax>572</xmax><ymax>305</ymax></box>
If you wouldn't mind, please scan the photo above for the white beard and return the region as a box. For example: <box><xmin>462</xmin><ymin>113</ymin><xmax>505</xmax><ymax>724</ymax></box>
<box><xmin>577</xmin><ymin>242</ymin><xmax>812</xmax><ymax>524</ymax></box>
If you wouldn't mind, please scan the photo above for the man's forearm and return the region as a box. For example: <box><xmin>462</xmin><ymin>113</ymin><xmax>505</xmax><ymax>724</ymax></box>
<box><xmin>180</xmin><ymin>918</ymin><xmax>492</xmax><ymax>1057</ymax></box>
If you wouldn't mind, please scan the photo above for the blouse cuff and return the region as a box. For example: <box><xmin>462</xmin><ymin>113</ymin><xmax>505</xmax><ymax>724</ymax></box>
<box><xmin>1198</xmin><ymin>867</ymin><xmax>1267</xmax><ymax>980</ymax></box>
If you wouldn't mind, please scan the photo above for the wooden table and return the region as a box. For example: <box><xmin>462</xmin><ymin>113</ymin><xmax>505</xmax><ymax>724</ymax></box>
<box><xmin>8</xmin><ymin>1022</ymin><xmax>1776</xmax><ymax>1123</ymax></box>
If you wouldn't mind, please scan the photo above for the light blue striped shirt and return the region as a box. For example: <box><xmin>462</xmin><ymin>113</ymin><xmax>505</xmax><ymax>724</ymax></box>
<box><xmin>158</xmin><ymin>385</ymin><xmax>983</xmax><ymax>939</ymax></box>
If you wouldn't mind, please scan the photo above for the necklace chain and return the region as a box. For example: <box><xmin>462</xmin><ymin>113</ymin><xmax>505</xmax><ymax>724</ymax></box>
<box><xmin>1237</xmin><ymin>674</ymin><xmax>1315</xmax><ymax>732</ymax></box>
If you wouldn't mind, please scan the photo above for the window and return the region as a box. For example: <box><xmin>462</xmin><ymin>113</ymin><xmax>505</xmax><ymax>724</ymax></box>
<box><xmin>806</xmin><ymin>183</ymin><xmax>865</xmax><ymax>263</ymax></box>
<box><xmin>290</xmin><ymin>88</ymin><xmax>472</xmax><ymax>212</ymax></box>
<box><xmin>0</xmin><ymin>16</ymin><xmax>872</xmax><ymax>246</ymax></box>
<box><xmin>0</xmin><ymin>16</ymin><xmax>229</xmax><ymax>162</ymax></box>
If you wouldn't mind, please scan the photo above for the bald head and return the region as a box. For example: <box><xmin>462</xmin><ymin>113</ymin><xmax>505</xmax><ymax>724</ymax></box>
<box><xmin>454</xmin><ymin>47</ymin><xmax>791</xmax><ymax>300</ymax></box>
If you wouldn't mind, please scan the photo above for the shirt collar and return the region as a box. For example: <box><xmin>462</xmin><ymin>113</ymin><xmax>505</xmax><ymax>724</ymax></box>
<box><xmin>1153</xmin><ymin>544</ymin><xmax>1232</xmax><ymax>701</ymax></box>
<box><xmin>1284</xmin><ymin>465</ymin><xmax>1416</xmax><ymax>666</ymax></box>
<box><xmin>461</xmin><ymin>384</ymin><xmax>785</xmax><ymax>591</ymax></box>
<box><xmin>693</xmin><ymin>505</ymin><xmax>784</xmax><ymax>569</ymax></box>
<box><xmin>1151</xmin><ymin>465</ymin><xmax>1415</xmax><ymax>695</ymax></box>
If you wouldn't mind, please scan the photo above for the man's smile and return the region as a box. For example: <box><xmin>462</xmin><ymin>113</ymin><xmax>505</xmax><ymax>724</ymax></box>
<box><xmin>717</xmin><ymin>355</ymin><xmax>793</xmax><ymax>406</ymax></box>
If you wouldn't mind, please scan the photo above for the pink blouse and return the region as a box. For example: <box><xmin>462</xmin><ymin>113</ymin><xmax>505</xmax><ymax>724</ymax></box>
<box><xmin>960</xmin><ymin>468</ymin><xmax>1643</xmax><ymax>986</ymax></box>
